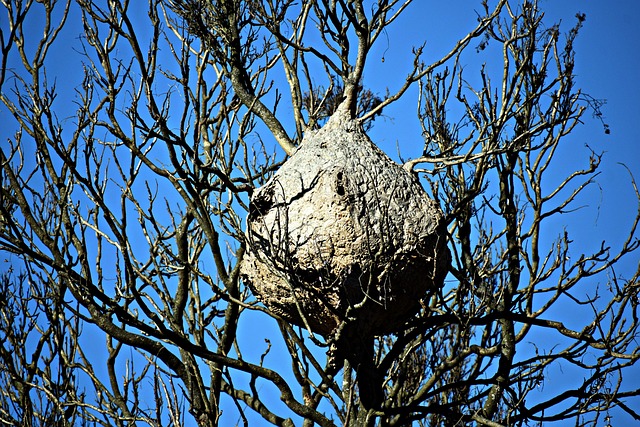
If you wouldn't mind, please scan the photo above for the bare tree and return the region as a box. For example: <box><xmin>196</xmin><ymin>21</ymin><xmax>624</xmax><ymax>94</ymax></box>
<box><xmin>1</xmin><ymin>0</ymin><xmax>638</xmax><ymax>426</ymax></box>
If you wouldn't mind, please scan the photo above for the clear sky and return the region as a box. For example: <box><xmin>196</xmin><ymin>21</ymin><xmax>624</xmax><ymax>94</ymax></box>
<box><xmin>367</xmin><ymin>1</ymin><xmax>640</xmax><ymax>165</ymax></box>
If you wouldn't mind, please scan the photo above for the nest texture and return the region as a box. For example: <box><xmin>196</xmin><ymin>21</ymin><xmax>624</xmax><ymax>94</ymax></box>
<box><xmin>241</xmin><ymin>112</ymin><xmax>450</xmax><ymax>336</ymax></box>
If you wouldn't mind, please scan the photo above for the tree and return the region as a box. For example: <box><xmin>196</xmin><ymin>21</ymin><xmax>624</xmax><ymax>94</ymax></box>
<box><xmin>1</xmin><ymin>0</ymin><xmax>638</xmax><ymax>426</ymax></box>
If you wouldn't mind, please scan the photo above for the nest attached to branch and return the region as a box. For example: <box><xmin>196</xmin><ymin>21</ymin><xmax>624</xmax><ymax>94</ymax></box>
<box><xmin>240</xmin><ymin>110</ymin><xmax>450</xmax><ymax>338</ymax></box>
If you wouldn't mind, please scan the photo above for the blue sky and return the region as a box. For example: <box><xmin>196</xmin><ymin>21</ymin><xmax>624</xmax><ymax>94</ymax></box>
<box><xmin>367</xmin><ymin>0</ymin><xmax>640</xmax><ymax>171</ymax></box>
<box><xmin>1</xmin><ymin>1</ymin><xmax>639</xmax><ymax>425</ymax></box>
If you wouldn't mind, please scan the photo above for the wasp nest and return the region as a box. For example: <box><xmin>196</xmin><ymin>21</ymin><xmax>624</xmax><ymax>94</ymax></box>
<box><xmin>240</xmin><ymin>110</ymin><xmax>450</xmax><ymax>337</ymax></box>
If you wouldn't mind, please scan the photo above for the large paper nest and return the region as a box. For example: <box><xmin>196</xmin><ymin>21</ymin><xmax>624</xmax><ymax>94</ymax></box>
<box><xmin>240</xmin><ymin>111</ymin><xmax>450</xmax><ymax>337</ymax></box>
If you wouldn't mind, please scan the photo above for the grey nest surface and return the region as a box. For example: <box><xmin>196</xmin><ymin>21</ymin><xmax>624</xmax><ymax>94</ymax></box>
<box><xmin>240</xmin><ymin>111</ymin><xmax>450</xmax><ymax>337</ymax></box>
